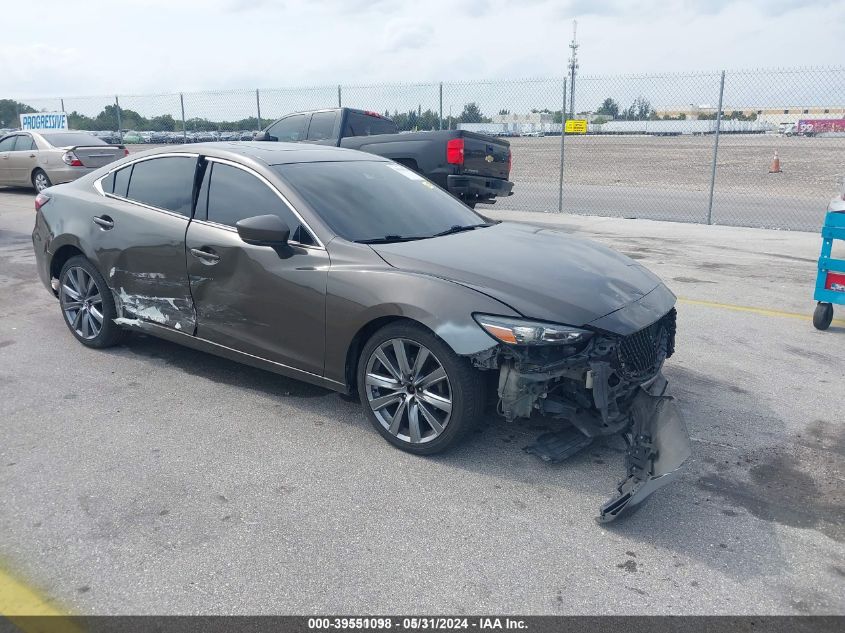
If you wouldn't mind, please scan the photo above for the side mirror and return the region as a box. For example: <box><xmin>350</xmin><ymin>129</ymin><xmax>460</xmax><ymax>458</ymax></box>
<box><xmin>254</xmin><ymin>131</ymin><xmax>274</xmax><ymax>141</ymax></box>
<box><xmin>236</xmin><ymin>214</ymin><xmax>290</xmax><ymax>247</ymax></box>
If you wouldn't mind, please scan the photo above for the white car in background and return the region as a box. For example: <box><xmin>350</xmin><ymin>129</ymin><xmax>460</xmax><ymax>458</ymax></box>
<box><xmin>0</xmin><ymin>130</ymin><xmax>127</xmax><ymax>192</ymax></box>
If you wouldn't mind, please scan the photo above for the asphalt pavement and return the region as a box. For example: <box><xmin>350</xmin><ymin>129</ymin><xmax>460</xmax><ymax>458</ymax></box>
<box><xmin>0</xmin><ymin>189</ymin><xmax>843</xmax><ymax>615</ymax></box>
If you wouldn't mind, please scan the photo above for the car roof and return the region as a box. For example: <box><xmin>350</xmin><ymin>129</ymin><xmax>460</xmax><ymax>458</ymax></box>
<box><xmin>140</xmin><ymin>141</ymin><xmax>389</xmax><ymax>166</ymax></box>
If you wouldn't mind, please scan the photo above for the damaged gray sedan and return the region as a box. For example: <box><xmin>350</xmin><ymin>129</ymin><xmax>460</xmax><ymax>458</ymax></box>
<box><xmin>32</xmin><ymin>142</ymin><xmax>690</xmax><ymax>522</ymax></box>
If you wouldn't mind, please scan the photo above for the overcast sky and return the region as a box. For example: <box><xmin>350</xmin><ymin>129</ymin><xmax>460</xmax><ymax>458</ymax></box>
<box><xmin>2</xmin><ymin>0</ymin><xmax>843</xmax><ymax>99</ymax></box>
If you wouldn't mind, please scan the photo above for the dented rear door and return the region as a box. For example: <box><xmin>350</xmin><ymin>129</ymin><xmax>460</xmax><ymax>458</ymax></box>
<box><xmin>94</xmin><ymin>154</ymin><xmax>198</xmax><ymax>331</ymax></box>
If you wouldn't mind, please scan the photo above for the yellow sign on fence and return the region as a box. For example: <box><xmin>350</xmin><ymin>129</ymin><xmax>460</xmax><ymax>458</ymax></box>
<box><xmin>565</xmin><ymin>119</ymin><xmax>588</xmax><ymax>134</ymax></box>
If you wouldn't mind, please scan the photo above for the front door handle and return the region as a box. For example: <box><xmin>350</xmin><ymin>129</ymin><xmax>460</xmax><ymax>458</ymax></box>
<box><xmin>190</xmin><ymin>247</ymin><xmax>220</xmax><ymax>263</ymax></box>
<box><xmin>93</xmin><ymin>215</ymin><xmax>114</xmax><ymax>229</ymax></box>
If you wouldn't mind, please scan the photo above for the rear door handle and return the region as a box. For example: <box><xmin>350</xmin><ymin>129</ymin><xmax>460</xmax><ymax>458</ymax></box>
<box><xmin>93</xmin><ymin>215</ymin><xmax>114</xmax><ymax>229</ymax></box>
<box><xmin>190</xmin><ymin>247</ymin><xmax>220</xmax><ymax>263</ymax></box>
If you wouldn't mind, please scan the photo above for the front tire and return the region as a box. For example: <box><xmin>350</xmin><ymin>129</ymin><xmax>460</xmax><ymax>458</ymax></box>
<box><xmin>357</xmin><ymin>322</ymin><xmax>484</xmax><ymax>455</ymax></box>
<box><xmin>58</xmin><ymin>256</ymin><xmax>125</xmax><ymax>348</ymax></box>
<box><xmin>32</xmin><ymin>169</ymin><xmax>52</xmax><ymax>193</ymax></box>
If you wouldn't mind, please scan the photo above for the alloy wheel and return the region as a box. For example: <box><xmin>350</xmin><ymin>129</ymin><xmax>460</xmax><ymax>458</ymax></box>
<box><xmin>34</xmin><ymin>173</ymin><xmax>50</xmax><ymax>192</ymax></box>
<box><xmin>60</xmin><ymin>266</ymin><xmax>104</xmax><ymax>340</ymax></box>
<box><xmin>364</xmin><ymin>338</ymin><xmax>453</xmax><ymax>445</ymax></box>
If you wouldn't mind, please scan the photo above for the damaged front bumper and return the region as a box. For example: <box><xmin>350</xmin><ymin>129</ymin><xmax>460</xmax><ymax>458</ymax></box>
<box><xmin>597</xmin><ymin>372</ymin><xmax>690</xmax><ymax>522</ymax></box>
<box><xmin>473</xmin><ymin>308</ymin><xmax>691</xmax><ymax>522</ymax></box>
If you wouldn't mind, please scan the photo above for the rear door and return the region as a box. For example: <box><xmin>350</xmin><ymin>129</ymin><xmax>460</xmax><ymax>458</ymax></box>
<box><xmin>460</xmin><ymin>134</ymin><xmax>510</xmax><ymax>179</ymax></box>
<box><xmin>0</xmin><ymin>136</ymin><xmax>16</xmax><ymax>183</ymax></box>
<box><xmin>304</xmin><ymin>110</ymin><xmax>339</xmax><ymax>145</ymax></box>
<box><xmin>8</xmin><ymin>134</ymin><xmax>38</xmax><ymax>185</ymax></box>
<box><xmin>94</xmin><ymin>154</ymin><xmax>199</xmax><ymax>331</ymax></box>
<box><xmin>185</xmin><ymin>158</ymin><xmax>328</xmax><ymax>374</ymax></box>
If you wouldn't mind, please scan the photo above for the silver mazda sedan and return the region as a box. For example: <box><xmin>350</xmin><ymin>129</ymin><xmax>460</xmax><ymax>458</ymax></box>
<box><xmin>0</xmin><ymin>130</ymin><xmax>127</xmax><ymax>192</ymax></box>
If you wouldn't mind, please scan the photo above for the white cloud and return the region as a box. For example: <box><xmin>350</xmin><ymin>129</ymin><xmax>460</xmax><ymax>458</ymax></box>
<box><xmin>2</xmin><ymin>0</ymin><xmax>842</xmax><ymax>99</ymax></box>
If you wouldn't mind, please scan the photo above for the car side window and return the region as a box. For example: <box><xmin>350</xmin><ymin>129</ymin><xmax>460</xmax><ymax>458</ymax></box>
<box><xmin>205</xmin><ymin>162</ymin><xmax>315</xmax><ymax>245</ymax></box>
<box><xmin>101</xmin><ymin>171</ymin><xmax>116</xmax><ymax>193</ymax></box>
<box><xmin>266</xmin><ymin>114</ymin><xmax>307</xmax><ymax>142</ymax></box>
<box><xmin>0</xmin><ymin>137</ymin><xmax>17</xmax><ymax>151</ymax></box>
<box><xmin>306</xmin><ymin>111</ymin><xmax>336</xmax><ymax>141</ymax></box>
<box><xmin>125</xmin><ymin>156</ymin><xmax>196</xmax><ymax>217</ymax></box>
<box><xmin>13</xmin><ymin>135</ymin><xmax>35</xmax><ymax>151</ymax></box>
<box><xmin>113</xmin><ymin>165</ymin><xmax>132</xmax><ymax>197</ymax></box>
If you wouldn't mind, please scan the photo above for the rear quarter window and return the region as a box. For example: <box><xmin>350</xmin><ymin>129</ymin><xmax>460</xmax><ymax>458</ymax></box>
<box><xmin>125</xmin><ymin>156</ymin><xmax>196</xmax><ymax>216</ymax></box>
<box><xmin>113</xmin><ymin>165</ymin><xmax>132</xmax><ymax>197</ymax></box>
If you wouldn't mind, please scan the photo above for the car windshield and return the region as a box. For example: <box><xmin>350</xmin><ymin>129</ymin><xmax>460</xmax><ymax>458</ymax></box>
<box><xmin>274</xmin><ymin>161</ymin><xmax>486</xmax><ymax>242</ymax></box>
<box><xmin>41</xmin><ymin>133</ymin><xmax>107</xmax><ymax>147</ymax></box>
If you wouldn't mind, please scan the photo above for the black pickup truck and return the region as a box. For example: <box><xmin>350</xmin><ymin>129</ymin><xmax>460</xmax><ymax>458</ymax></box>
<box><xmin>254</xmin><ymin>108</ymin><xmax>513</xmax><ymax>207</ymax></box>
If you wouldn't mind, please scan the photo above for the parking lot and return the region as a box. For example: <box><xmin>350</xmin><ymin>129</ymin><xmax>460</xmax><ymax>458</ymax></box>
<box><xmin>1</xmin><ymin>188</ymin><xmax>843</xmax><ymax>615</ymax></box>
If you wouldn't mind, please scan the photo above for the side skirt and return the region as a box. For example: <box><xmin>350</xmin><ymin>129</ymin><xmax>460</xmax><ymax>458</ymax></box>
<box><xmin>114</xmin><ymin>317</ymin><xmax>347</xmax><ymax>393</ymax></box>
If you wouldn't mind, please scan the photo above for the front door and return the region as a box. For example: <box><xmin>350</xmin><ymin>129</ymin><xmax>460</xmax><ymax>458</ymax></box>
<box><xmin>185</xmin><ymin>159</ymin><xmax>328</xmax><ymax>376</ymax></box>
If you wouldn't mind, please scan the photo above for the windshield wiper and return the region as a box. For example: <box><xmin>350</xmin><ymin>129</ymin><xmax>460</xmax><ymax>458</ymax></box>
<box><xmin>355</xmin><ymin>235</ymin><xmax>427</xmax><ymax>244</ymax></box>
<box><xmin>431</xmin><ymin>223</ymin><xmax>492</xmax><ymax>238</ymax></box>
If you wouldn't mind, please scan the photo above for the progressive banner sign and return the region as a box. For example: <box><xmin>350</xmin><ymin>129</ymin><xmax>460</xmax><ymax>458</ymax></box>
<box><xmin>19</xmin><ymin>111</ymin><xmax>68</xmax><ymax>131</ymax></box>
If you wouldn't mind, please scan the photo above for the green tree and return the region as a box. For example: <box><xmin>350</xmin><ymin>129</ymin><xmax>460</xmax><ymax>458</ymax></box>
<box><xmin>621</xmin><ymin>97</ymin><xmax>653</xmax><ymax>121</ymax></box>
<box><xmin>0</xmin><ymin>99</ymin><xmax>36</xmax><ymax>128</ymax></box>
<box><xmin>458</xmin><ymin>102</ymin><xmax>485</xmax><ymax>124</ymax></box>
<box><xmin>149</xmin><ymin>114</ymin><xmax>176</xmax><ymax>131</ymax></box>
<box><xmin>596</xmin><ymin>98</ymin><xmax>619</xmax><ymax>118</ymax></box>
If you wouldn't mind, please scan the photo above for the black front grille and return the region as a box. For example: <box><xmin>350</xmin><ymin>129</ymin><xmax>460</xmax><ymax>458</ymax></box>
<box><xmin>615</xmin><ymin>308</ymin><xmax>676</xmax><ymax>381</ymax></box>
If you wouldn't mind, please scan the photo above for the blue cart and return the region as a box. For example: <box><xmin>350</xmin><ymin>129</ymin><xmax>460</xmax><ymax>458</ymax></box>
<box><xmin>813</xmin><ymin>208</ymin><xmax>845</xmax><ymax>330</ymax></box>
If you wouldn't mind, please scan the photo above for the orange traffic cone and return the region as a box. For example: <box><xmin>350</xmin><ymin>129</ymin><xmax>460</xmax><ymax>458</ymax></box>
<box><xmin>769</xmin><ymin>150</ymin><xmax>782</xmax><ymax>173</ymax></box>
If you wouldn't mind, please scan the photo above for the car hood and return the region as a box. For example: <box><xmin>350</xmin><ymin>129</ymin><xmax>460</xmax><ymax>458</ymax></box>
<box><xmin>370</xmin><ymin>222</ymin><xmax>670</xmax><ymax>332</ymax></box>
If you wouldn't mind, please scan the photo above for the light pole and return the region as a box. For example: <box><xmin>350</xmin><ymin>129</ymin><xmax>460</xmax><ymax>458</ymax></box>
<box><xmin>568</xmin><ymin>20</ymin><xmax>579</xmax><ymax>120</ymax></box>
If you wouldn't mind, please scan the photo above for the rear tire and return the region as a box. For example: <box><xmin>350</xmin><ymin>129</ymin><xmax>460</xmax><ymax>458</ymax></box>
<box><xmin>58</xmin><ymin>256</ymin><xmax>125</xmax><ymax>348</ymax></box>
<box><xmin>357</xmin><ymin>322</ymin><xmax>484</xmax><ymax>455</ymax></box>
<box><xmin>32</xmin><ymin>169</ymin><xmax>52</xmax><ymax>193</ymax></box>
<box><xmin>813</xmin><ymin>302</ymin><xmax>834</xmax><ymax>331</ymax></box>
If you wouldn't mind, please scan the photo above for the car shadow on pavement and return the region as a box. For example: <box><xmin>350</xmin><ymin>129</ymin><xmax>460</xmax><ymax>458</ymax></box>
<box><xmin>109</xmin><ymin>331</ymin><xmax>841</xmax><ymax>597</ymax></box>
<box><xmin>0</xmin><ymin>186</ymin><xmax>35</xmax><ymax>197</ymax></box>
<box><xmin>120</xmin><ymin>332</ymin><xmax>332</xmax><ymax>399</ymax></box>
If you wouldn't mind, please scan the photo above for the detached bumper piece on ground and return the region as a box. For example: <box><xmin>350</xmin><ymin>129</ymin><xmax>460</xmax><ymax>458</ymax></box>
<box><xmin>486</xmin><ymin>309</ymin><xmax>691</xmax><ymax>523</ymax></box>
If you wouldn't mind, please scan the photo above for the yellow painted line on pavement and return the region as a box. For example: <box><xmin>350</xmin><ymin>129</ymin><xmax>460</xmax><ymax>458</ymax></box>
<box><xmin>678</xmin><ymin>297</ymin><xmax>845</xmax><ymax>326</ymax></box>
<box><xmin>0</xmin><ymin>566</ymin><xmax>81</xmax><ymax>633</ymax></box>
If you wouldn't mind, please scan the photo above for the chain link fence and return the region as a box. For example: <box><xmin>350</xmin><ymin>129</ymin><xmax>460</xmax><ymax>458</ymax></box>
<box><xmin>8</xmin><ymin>67</ymin><xmax>844</xmax><ymax>231</ymax></box>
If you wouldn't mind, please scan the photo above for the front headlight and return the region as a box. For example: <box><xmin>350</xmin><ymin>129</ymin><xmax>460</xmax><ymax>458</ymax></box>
<box><xmin>474</xmin><ymin>314</ymin><xmax>593</xmax><ymax>346</ymax></box>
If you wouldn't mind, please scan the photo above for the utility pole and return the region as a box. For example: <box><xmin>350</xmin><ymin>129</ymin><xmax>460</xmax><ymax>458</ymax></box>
<box><xmin>568</xmin><ymin>20</ymin><xmax>579</xmax><ymax>120</ymax></box>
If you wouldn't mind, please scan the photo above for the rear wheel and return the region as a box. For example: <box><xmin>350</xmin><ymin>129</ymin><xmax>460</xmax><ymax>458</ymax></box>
<box><xmin>357</xmin><ymin>322</ymin><xmax>484</xmax><ymax>455</ymax></box>
<box><xmin>32</xmin><ymin>169</ymin><xmax>52</xmax><ymax>193</ymax></box>
<box><xmin>813</xmin><ymin>302</ymin><xmax>834</xmax><ymax>331</ymax></box>
<box><xmin>58</xmin><ymin>256</ymin><xmax>124</xmax><ymax>348</ymax></box>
